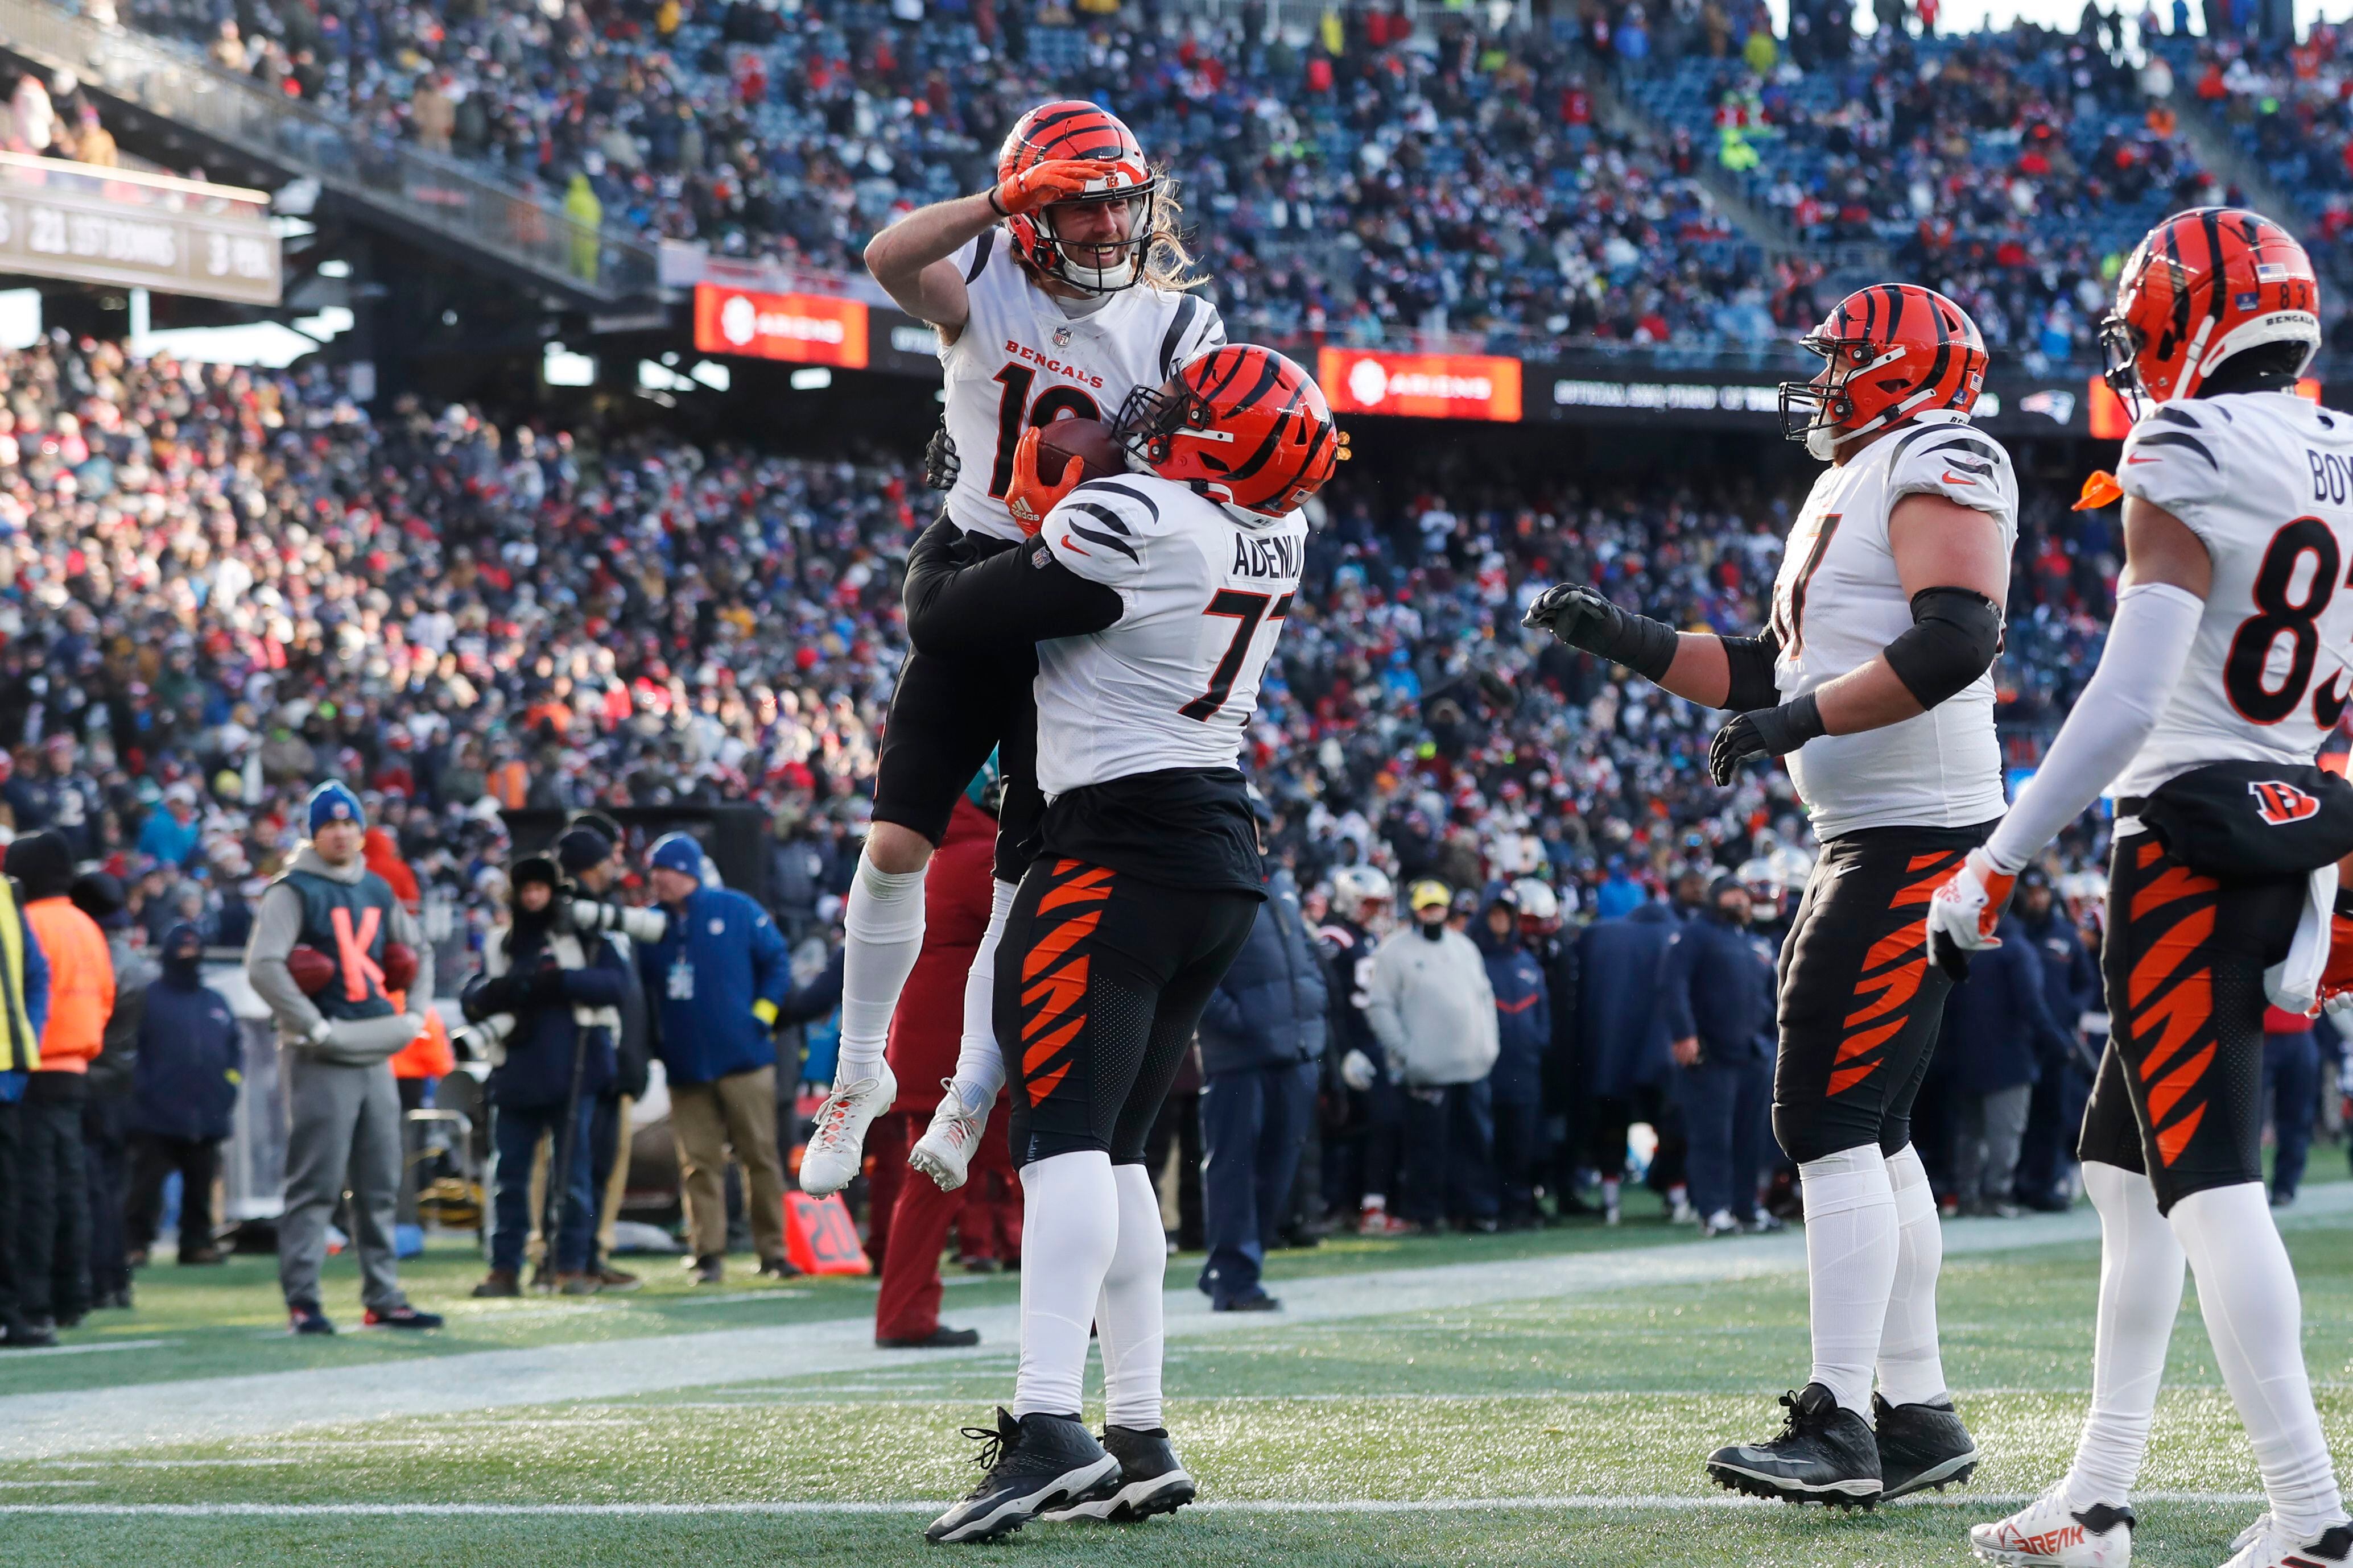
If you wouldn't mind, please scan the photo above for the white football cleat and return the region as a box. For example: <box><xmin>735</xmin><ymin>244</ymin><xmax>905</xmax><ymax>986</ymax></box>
<box><xmin>910</xmin><ymin>1081</ymin><xmax>987</xmax><ymax>1192</ymax></box>
<box><xmin>2218</xmin><ymin>1517</ymin><xmax>2352</xmax><ymax>1568</ymax></box>
<box><xmin>1970</xmin><ymin>1488</ymin><xmax>2135</xmax><ymax>1567</ymax></box>
<box><xmin>798</xmin><ymin>1063</ymin><xmax>897</xmax><ymax>1197</ymax></box>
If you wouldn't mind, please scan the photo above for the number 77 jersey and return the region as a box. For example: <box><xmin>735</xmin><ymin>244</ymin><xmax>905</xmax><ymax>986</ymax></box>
<box><xmin>1028</xmin><ymin>473</ymin><xmax>1305</xmax><ymax>796</ymax></box>
<box><xmin>2113</xmin><ymin>390</ymin><xmax>2353</xmax><ymax>799</ymax></box>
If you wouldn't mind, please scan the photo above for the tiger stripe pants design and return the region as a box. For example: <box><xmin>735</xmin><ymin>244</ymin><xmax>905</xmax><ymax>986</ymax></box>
<box><xmin>2078</xmin><ymin>831</ymin><xmax>2302</xmax><ymax>1213</ymax></box>
<box><xmin>997</xmin><ymin>858</ymin><xmax>1257</xmax><ymax>1170</ymax></box>
<box><xmin>1771</xmin><ymin>821</ymin><xmax>1996</xmax><ymax>1164</ymax></box>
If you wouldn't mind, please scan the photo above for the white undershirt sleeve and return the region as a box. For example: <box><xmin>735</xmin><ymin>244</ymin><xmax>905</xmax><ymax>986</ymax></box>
<box><xmin>1983</xmin><ymin>581</ymin><xmax>2207</xmax><ymax>874</ymax></box>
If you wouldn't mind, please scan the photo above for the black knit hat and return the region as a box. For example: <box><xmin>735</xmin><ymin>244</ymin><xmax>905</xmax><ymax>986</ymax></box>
<box><xmin>5</xmin><ymin>829</ymin><xmax>73</xmax><ymax>903</ymax></box>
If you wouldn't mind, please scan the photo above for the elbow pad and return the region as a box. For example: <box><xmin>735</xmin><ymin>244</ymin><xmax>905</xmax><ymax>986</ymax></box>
<box><xmin>1884</xmin><ymin>587</ymin><xmax>2003</xmax><ymax>710</ymax></box>
<box><xmin>1719</xmin><ymin>629</ymin><xmax>1782</xmax><ymax>713</ymax></box>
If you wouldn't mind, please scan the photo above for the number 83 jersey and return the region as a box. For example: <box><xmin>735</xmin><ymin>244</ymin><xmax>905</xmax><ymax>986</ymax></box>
<box><xmin>1030</xmin><ymin>473</ymin><xmax>1305</xmax><ymax>797</ymax></box>
<box><xmin>2113</xmin><ymin>391</ymin><xmax>2353</xmax><ymax>799</ymax></box>
<box><xmin>940</xmin><ymin>231</ymin><xmax>1224</xmax><ymax>543</ymax></box>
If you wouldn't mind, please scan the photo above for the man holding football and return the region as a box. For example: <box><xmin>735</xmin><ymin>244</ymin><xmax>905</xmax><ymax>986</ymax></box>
<box><xmin>797</xmin><ymin>100</ymin><xmax>1228</xmax><ymax>1202</ymax></box>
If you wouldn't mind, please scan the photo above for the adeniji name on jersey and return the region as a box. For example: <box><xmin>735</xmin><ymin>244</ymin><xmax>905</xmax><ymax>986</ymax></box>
<box><xmin>1029</xmin><ymin>474</ymin><xmax>1305</xmax><ymax>795</ymax></box>
<box><xmin>939</xmin><ymin>232</ymin><xmax>1225</xmax><ymax>544</ymax></box>
<box><xmin>2112</xmin><ymin>391</ymin><xmax>2353</xmax><ymax>800</ymax></box>
<box><xmin>1770</xmin><ymin>409</ymin><xmax>2020</xmax><ymax>838</ymax></box>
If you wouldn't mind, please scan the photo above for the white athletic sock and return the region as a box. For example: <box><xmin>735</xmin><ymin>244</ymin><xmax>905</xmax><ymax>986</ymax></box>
<box><xmin>2170</xmin><ymin>1181</ymin><xmax>2347</xmax><ymax>1538</ymax></box>
<box><xmin>1096</xmin><ymin>1163</ymin><xmax>1168</xmax><ymax>1432</ymax></box>
<box><xmin>1012</xmin><ymin>1151</ymin><xmax>1120</xmax><ymax>1420</ymax></box>
<box><xmin>1876</xmin><ymin>1143</ymin><xmax>1949</xmax><ymax>1409</ymax></box>
<box><xmin>837</xmin><ymin>851</ymin><xmax>928</xmax><ymax>1081</ymax></box>
<box><xmin>946</xmin><ymin>879</ymin><xmax>1017</xmax><ymax>1114</ymax></box>
<box><xmin>2061</xmin><ymin>1162</ymin><xmax>2185</xmax><ymax>1511</ymax></box>
<box><xmin>1799</xmin><ymin>1144</ymin><xmax>1899</xmax><ymax>1416</ymax></box>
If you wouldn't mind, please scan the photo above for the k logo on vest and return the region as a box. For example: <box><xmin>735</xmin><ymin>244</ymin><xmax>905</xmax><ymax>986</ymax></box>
<box><xmin>2250</xmin><ymin>779</ymin><xmax>2322</xmax><ymax>826</ymax></box>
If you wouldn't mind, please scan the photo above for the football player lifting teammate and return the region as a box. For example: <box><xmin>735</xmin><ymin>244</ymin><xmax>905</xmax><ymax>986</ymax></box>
<box><xmin>1526</xmin><ymin>283</ymin><xmax>2017</xmax><ymax>1507</ymax></box>
<box><xmin>1938</xmin><ymin>210</ymin><xmax>2353</xmax><ymax>1568</ymax></box>
<box><xmin>800</xmin><ymin>101</ymin><xmax>1227</xmax><ymax>1201</ymax></box>
<box><xmin>900</xmin><ymin>345</ymin><xmax>1343</xmax><ymax>1543</ymax></box>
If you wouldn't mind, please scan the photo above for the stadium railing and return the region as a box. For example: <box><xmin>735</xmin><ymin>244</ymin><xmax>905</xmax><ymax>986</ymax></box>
<box><xmin>0</xmin><ymin>0</ymin><xmax>660</xmax><ymax>303</ymax></box>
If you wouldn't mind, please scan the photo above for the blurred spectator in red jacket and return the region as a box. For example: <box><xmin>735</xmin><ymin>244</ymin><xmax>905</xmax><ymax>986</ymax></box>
<box><xmin>867</xmin><ymin>791</ymin><xmax>1018</xmax><ymax>1348</ymax></box>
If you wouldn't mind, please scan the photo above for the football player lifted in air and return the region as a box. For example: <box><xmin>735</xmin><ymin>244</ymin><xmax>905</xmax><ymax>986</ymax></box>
<box><xmin>1939</xmin><ymin>210</ymin><xmax>2353</xmax><ymax>1568</ymax></box>
<box><xmin>899</xmin><ymin>345</ymin><xmax>1342</xmax><ymax>1544</ymax></box>
<box><xmin>801</xmin><ymin>101</ymin><xmax>1227</xmax><ymax>1201</ymax></box>
<box><xmin>1526</xmin><ymin>284</ymin><xmax>2017</xmax><ymax>1507</ymax></box>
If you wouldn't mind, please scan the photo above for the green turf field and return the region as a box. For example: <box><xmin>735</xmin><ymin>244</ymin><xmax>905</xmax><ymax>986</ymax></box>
<box><xmin>5</xmin><ymin>1173</ymin><xmax>2352</xmax><ymax>1567</ymax></box>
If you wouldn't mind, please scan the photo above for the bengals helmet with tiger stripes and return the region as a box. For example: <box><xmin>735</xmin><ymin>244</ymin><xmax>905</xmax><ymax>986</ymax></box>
<box><xmin>2100</xmin><ymin>206</ymin><xmax>2320</xmax><ymax>414</ymax></box>
<box><xmin>997</xmin><ymin>100</ymin><xmax>1158</xmax><ymax>294</ymax></box>
<box><xmin>1778</xmin><ymin>284</ymin><xmax>1988</xmax><ymax>461</ymax></box>
<box><xmin>1114</xmin><ymin>345</ymin><xmax>1347</xmax><ymax>522</ymax></box>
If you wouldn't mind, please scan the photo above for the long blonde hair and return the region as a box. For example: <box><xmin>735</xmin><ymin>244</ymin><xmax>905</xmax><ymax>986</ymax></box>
<box><xmin>1140</xmin><ymin>164</ymin><xmax>1209</xmax><ymax>295</ymax></box>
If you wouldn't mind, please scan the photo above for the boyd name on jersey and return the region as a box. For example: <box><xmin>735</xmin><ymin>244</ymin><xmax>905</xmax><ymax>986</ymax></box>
<box><xmin>1029</xmin><ymin>473</ymin><xmax>1306</xmax><ymax>797</ymax></box>
<box><xmin>939</xmin><ymin>231</ymin><xmax>1224</xmax><ymax>543</ymax></box>
<box><xmin>2112</xmin><ymin>390</ymin><xmax>2353</xmax><ymax>799</ymax></box>
<box><xmin>1770</xmin><ymin>409</ymin><xmax>2020</xmax><ymax>838</ymax></box>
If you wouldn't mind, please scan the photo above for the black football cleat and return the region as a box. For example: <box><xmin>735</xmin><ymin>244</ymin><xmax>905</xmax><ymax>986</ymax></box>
<box><xmin>925</xmin><ymin>1409</ymin><xmax>1119</xmax><ymax>1544</ymax></box>
<box><xmin>1875</xmin><ymin>1392</ymin><xmax>1980</xmax><ymax>1499</ymax></box>
<box><xmin>1040</xmin><ymin>1425</ymin><xmax>1196</xmax><ymax>1524</ymax></box>
<box><xmin>1706</xmin><ymin>1383</ymin><xmax>1883</xmax><ymax>1507</ymax></box>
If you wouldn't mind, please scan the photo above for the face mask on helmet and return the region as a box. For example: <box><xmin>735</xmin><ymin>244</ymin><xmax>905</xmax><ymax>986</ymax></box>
<box><xmin>1027</xmin><ymin>187</ymin><xmax>1156</xmax><ymax>295</ymax></box>
<box><xmin>1112</xmin><ymin>347</ymin><xmax>1347</xmax><ymax>522</ymax></box>
<box><xmin>1780</xmin><ymin>336</ymin><xmax>1909</xmax><ymax>461</ymax></box>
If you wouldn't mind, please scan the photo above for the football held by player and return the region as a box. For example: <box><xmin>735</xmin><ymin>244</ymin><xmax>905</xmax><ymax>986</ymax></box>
<box><xmin>900</xmin><ymin>346</ymin><xmax>1343</xmax><ymax>1544</ymax></box>
<box><xmin>1526</xmin><ymin>284</ymin><xmax>2016</xmax><ymax>1505</ymax></box>
<box><xmin>801</xmin><ymin>100</ymin><xmax>1227</xmax><ymax>1201</ymax></box>
<box><xmin>1939</xmin><ymin>210</ymin><xmax>2353</xmax><ymax>1568</ymax></box>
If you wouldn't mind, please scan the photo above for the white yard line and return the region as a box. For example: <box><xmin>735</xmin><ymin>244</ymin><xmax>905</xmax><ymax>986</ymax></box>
<box><xmin>0</xmin><ymin>1491</ymin><xmax>2273</xmax><ymax>1517</ymax></box>
<box><xmin>0</xmin><ymin>1338</ymin><xmax>175</xmax><ymax>1358</ymax></box>
<box><xmin>4</xmin><ymin>1184</ymin><xmax>2348</xmax><ymax>1461</ymax></box>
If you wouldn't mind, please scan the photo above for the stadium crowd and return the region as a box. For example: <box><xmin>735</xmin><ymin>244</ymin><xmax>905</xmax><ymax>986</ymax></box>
<box><xmin>105</xmin><ymin>0</ymin><xmax>2353</xmax><ymax>364</ymax></box>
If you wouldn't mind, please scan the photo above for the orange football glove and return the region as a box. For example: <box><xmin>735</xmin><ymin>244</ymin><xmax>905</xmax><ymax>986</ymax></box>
<box><xmin>1005</xmin><ymin>426</ymin><xmax>1084</xmax><ymax>537</ymax></box>
<box><xmin>992</xmin><ymin>159</ymin><xmax>1125</xmax><ymax>217</ymax></box>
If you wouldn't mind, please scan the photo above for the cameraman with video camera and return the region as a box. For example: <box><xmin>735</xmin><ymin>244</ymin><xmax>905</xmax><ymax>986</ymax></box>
<box><xmin>461</xmin><ymin>854</ymin><xmax>630</xmax><ymax>1297</ymax></box>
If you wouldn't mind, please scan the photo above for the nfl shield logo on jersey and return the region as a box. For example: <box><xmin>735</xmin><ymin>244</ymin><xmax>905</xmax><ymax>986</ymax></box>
<box><xmin>2250</xmin><ymin>779</ymin><xmax>2322</xmax><ymax>825</ymax></box>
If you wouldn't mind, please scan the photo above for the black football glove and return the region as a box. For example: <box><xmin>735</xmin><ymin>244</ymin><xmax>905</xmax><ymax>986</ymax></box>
<box><xmin>921</xmin><ymin>420</ymin><xmax>960</xmax><ymax>491</ymax></box>
<box><xmin>1708</xmin><ymin>694</ymin><xmax>1826</xmax><ymax>786</ymax></box>
<box><xmin>1520</xmin><ymin>584</ymin><xmax>1678</xmax><ymax>681</ymax></box>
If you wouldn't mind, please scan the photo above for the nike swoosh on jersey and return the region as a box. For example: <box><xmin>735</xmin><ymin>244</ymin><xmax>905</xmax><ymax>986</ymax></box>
<box><xmin>1941</xmin><ymin>471</ymin><xmax>1976</xmax><ymax>486</ymax></box>
<box><xmin>2124</xmin><ymin>454</ymin><xmax>2162</xmax><ymax>464</ymax></box>
<box><xmin>1059</xmin><ymin>532</ymin><xmax>1089</xmax><ymax>556</ymax></box>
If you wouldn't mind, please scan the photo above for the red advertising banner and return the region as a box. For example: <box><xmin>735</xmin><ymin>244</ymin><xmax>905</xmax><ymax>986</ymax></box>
<box><xmin>1318</xmin><ymin>347</ymin><xmax>1523</xmax><ymax>421</ymax></box>
<box><xmin>693</xmin><ymin>284</ymin><xmax>869</xmax><ymax>367</ymax></box>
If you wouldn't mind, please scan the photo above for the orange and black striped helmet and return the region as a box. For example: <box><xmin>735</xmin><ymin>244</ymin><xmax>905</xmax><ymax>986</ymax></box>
<box><xmin>2100</xmin><ymin>206</ymin><xmax>2319</xmax><ymax>413</ymax></box>
<box><xmin>1113</xmin><ymin>345</ymin><xmax>1346</xmax><ymax>520</ymax></box>
<box><xmin>1778</xmin><ymin>284</ymin><xmax>1987</xmax><ymax>460</ymax></box>
<box><xmin>996</xmin><ymin>100</ymin><xmax>1157</xmax><ymax>294</ymax></box>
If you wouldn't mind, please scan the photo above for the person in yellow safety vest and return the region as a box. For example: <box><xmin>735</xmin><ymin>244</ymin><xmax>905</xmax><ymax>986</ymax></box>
<box><xmin>0</xmin><ymin>832</ymin><xmax>67</xmax><ymax>1354</ymax></box>
<box><xmin>0</xmin><ymin>862</ymin><xmax>56</xmax><ymax>1348</ymax></box>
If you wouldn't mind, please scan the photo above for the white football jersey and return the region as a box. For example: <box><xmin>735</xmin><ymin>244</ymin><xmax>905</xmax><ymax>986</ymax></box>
<box><xmin>939</xmin><ymin>231</ymin><xmax>1225</xmax><ymax>543</ymax></box>
<box><xmin>1770</xmin><ymin>409</ymin><xmax>2020</xmax><ymax>838</ymax></box>
<box><xmin>1030</xmin><ymin>473</ymin><xmax>1306</xmax><ymax>796</ymax></box>
<box><xmin>2112</xmin><ymin>391</ymin><xmax>2353</xmax><ymax>799</ymax></box>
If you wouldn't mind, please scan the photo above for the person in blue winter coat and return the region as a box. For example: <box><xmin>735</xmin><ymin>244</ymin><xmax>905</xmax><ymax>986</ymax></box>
<box><xmin>633</xmin><ymin>832</ymin><xmax>794</xmax><ymax>1282</ymax></box>
<box><xmin>2010</xmin><ymin>867</ymin><xmax>2099</xmax><ymax>1211</ymax></box>
<box><xmin>123</xmin><ymin>924</ymin><xmax>240</xmax><ymax>1267</ymax></box>
<box><xmin>1939</xmin><ymin>912</ymin><xmax>2073</xmax><ymax>1217</ymax></box>
<box><xmin>1576</xmin><ymin>897</ymin><xmax>1682</xmax><ymax>1223</ymax></box>
<box><xmin>1662</xmin><ymin>877</ymin><xmax>1776</xmax><ymax>1236</ymax></box>
<box><xmin>1196</xmin><ymin>859</ymin><xmax>1329</xmax><ymax>1311</ymax></box>
<box><xmin>461</xmin><ymin>855</ymin><xmax>630</xmax><ymax>1295</ymax></box>
<box><xmin>1476</xmin><ymin>889</ymin><xmax>1551</xmax><ymax>1228</ymax></box>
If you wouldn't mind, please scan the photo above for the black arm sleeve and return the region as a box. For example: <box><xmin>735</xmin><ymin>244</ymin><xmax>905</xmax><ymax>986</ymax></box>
<box><xmin>902</xmin><ymin>515</ymin><xmax>1126</xmax><ymax>658</ymax></box>
<box><xmin>1883</xmin><ymin>586</ymin><xmax>2004</xmax><ymax>710</ymax></box>
<box><xmin>1719</xmin><ymin>627</ymin><xmax>1781</xmax><ymax>712</ymax></box>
